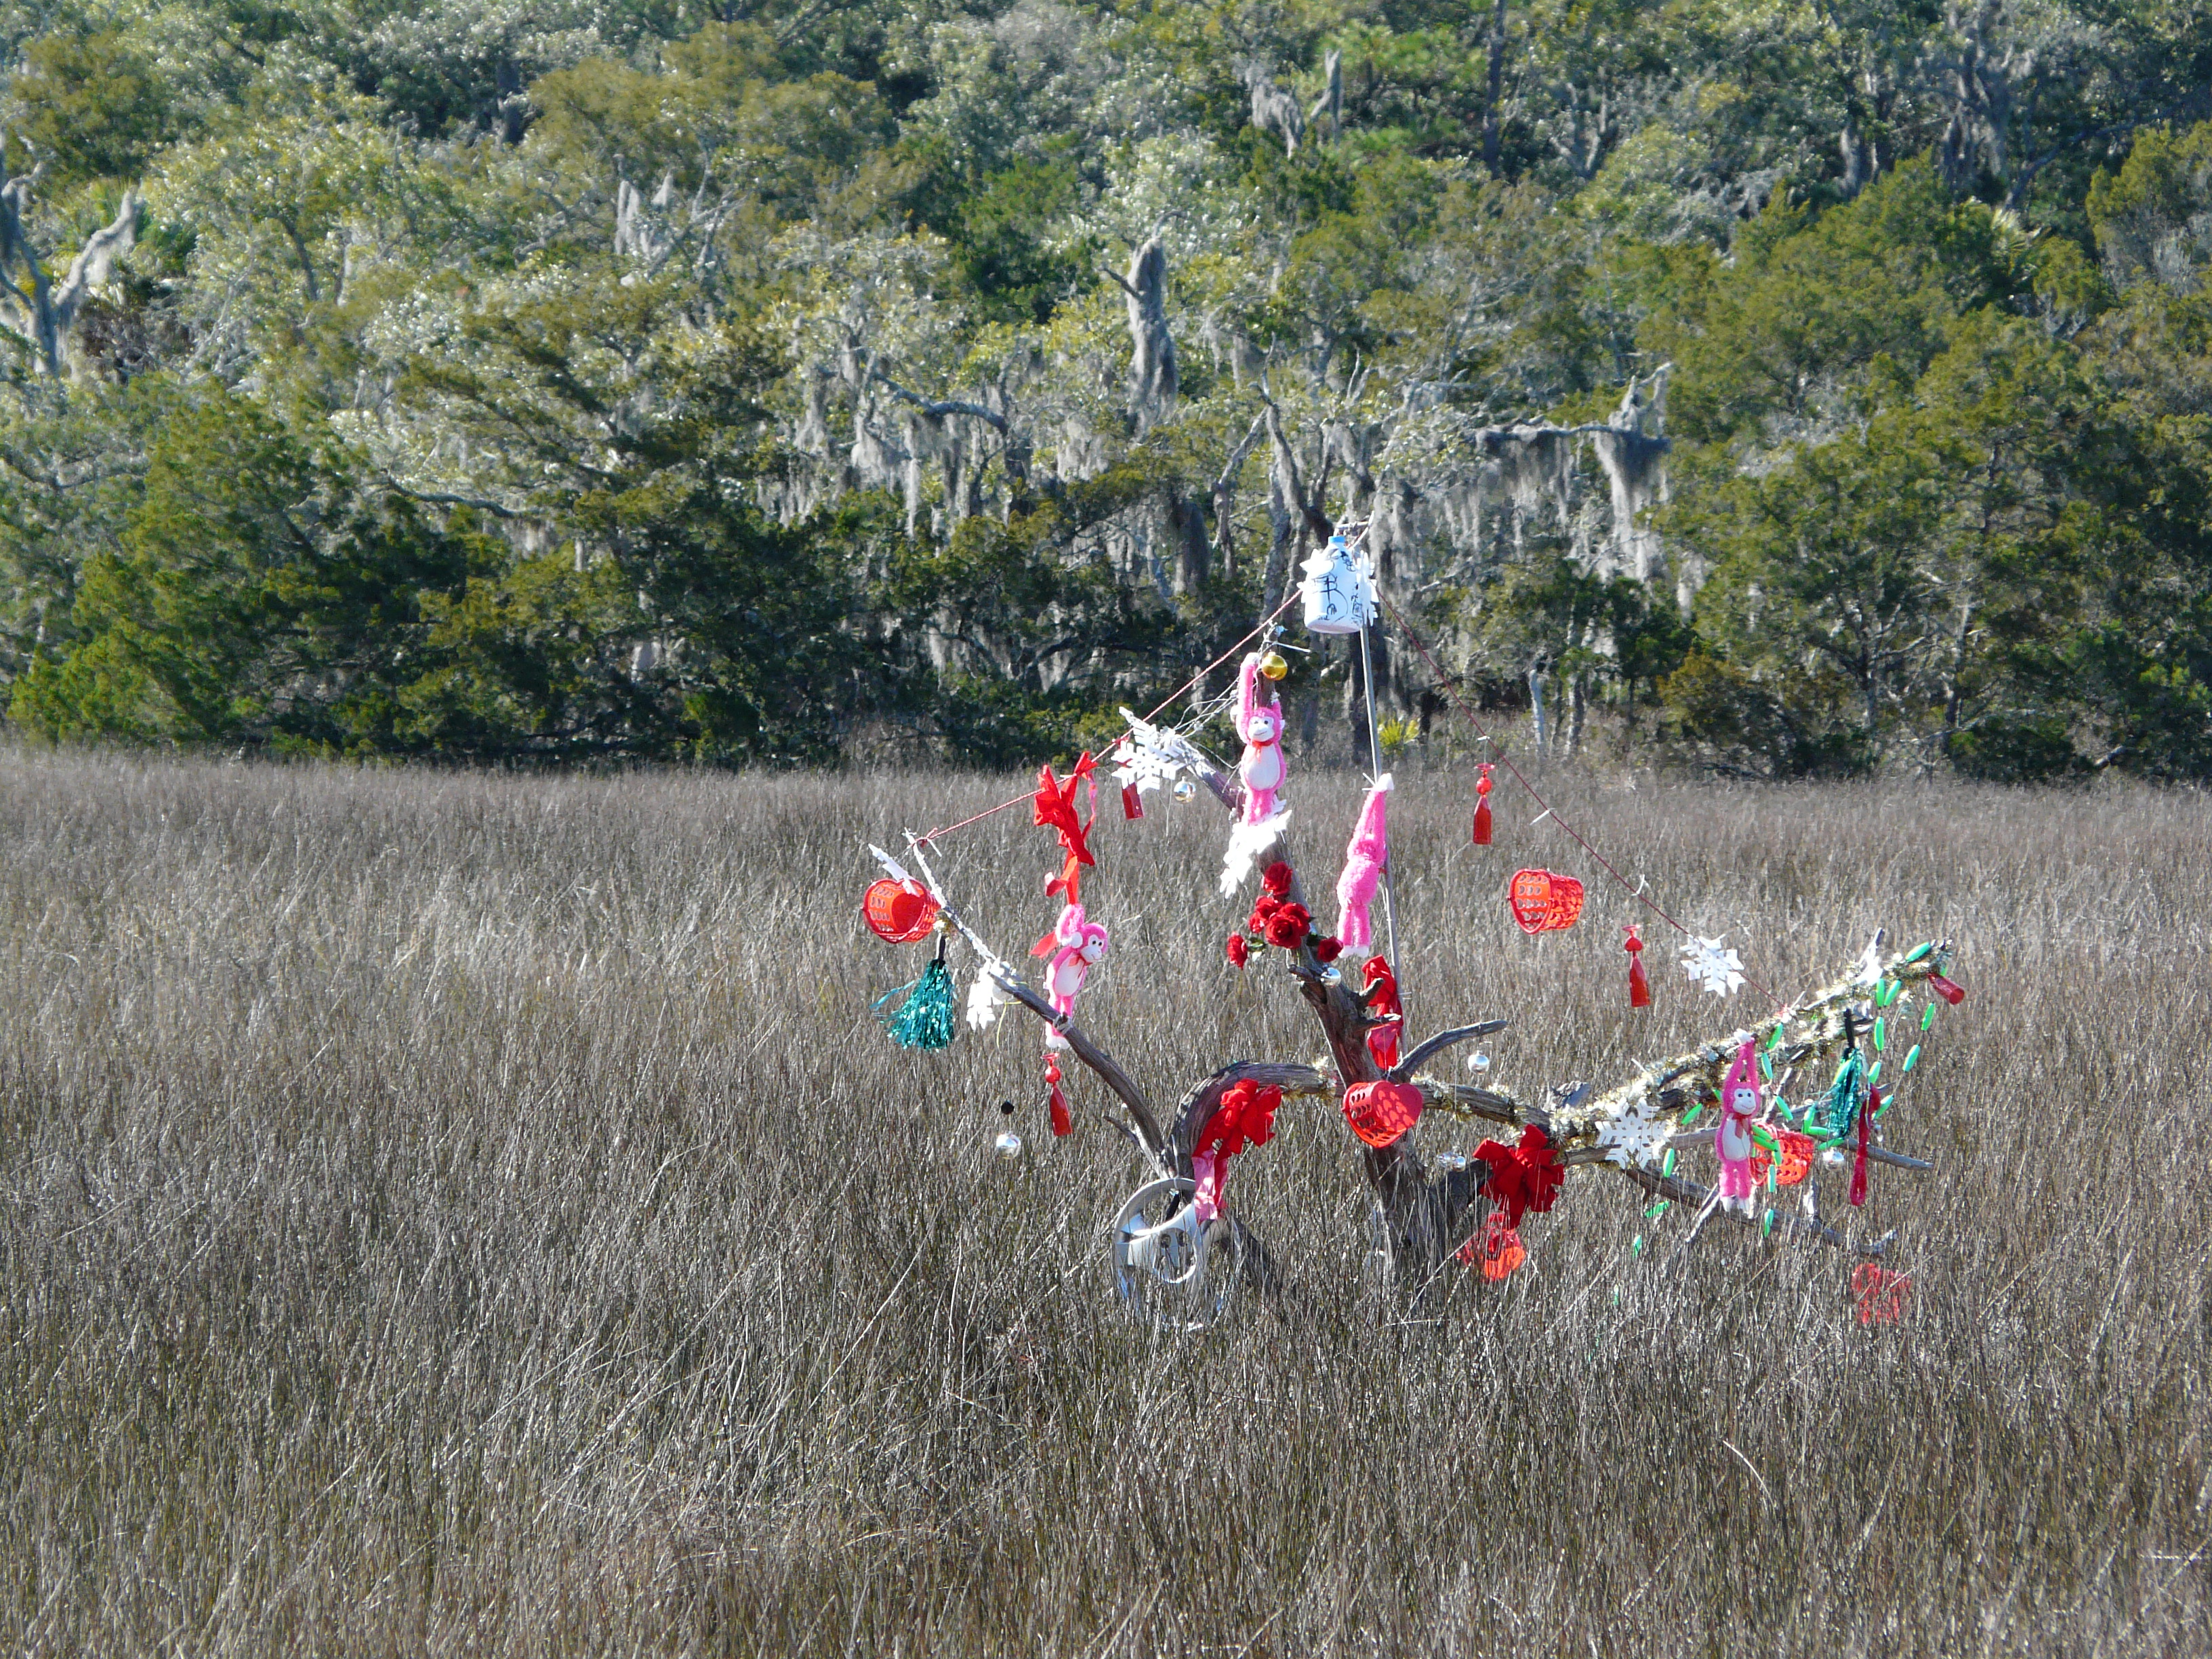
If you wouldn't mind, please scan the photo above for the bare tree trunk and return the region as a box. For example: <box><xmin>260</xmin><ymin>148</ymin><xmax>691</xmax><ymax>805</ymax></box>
<box><xmin>1528</xmin><ymin>652</ymin><xmax>1549</xmax><ymax>754</ymax></box>
<box><xmin>1482</xmin><ymin>0</ymin><xmax>1509</xmax><ymax>174</ymax></box>
<box><xmin>1123</xmin><ymin>237</ymin><xmax>1177</xmax><ymax>433</ymax></box>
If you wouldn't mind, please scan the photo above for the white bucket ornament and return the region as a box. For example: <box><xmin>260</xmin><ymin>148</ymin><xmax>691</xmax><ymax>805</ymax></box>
<box><xmin>1299</xmin><ymin>533</ymin><xmax>1374</xmax><ymax>636</ymax></box>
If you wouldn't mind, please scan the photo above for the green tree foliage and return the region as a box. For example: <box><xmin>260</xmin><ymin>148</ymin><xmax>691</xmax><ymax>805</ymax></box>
<box><xmin>4</xmin><ymin>0</ymin><xmax>2212</xmax><ymax>777</ymax></box>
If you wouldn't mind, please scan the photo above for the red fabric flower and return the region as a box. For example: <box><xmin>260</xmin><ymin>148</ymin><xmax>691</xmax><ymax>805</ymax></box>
<box><xmin>1195</xmin><ymin>1079</ymin><xmax>1284</xmax><ymax>1160</ymax></box>
<box><xmin>1262</xmin><ymin>903</ymin><xmax>1311</xmax><ymax>949</ymax></box>
<box><xmin>1473</xmin><ymin>1125</ymin><xmax>1564</xmax><ymax>1227</ymax></box>
<box><xmin>1248</xmin><ymin>893</ymin><xmax>1281</xmax><ymax>931</ymax></box>
<box><xmin>1225</xmin><ymin>933</ymin><xmax>1249</xmax><ymax>969</ymax></box>
<box><xmin>1311</xmin><ymin>935</ymin><xmax>1343</xmax><ymax>963</ymax></box>
<box><xmin>1261</xmin><ymin>862</ymin><xmax>1294</xmax><ymax>897</ymax></box>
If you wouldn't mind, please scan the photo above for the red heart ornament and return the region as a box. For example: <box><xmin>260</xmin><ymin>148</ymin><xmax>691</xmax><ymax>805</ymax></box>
<box><xmin>863</xmin><ymin>878</ymin><xmax>940</xmax><ymax>943</ymax></box>
<box><xmin>1507</xmin><ymin>868</ymin><xmax>1585</xmax><ymax>933</ymax></box>
<box><xmin>1342</xmin><ymin>1080</ymin><xmax>1425</xmax><ymax>1148</ymax></box>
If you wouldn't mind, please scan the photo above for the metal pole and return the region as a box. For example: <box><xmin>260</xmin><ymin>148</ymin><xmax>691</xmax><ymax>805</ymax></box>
<box><xmin>1355</xmin><ymin>550</ymin><xmax>1399</xmax><ymax>972</ymax></box>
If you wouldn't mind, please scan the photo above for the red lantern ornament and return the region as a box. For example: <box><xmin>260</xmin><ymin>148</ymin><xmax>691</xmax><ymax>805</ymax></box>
<box><xmin>1507</xmin><ymin>868</ymin><xmax>1585</xmax><ymax>934</ymax></box>
<box><xmin>1625</xmin><ymin>924</ymin><xmax>1652</xmax><ymax>1008</ymax></box>
<box><xmin>1851</xmin><ymin>1263</ymin><xmax>1912</xmax><ymax>1326</ymax></box>
<box><xmin>1479</xmin><ymin>1210</ymin><xmax>1526</xmax><ymax>1280</ymax></box>
<box><xmin>1472</xmin><ymin>764</ymin><xmax>1494</xmax><ymax>846</ymax></box>
<box><xmin>1342</xmin><ymin>1080</ymin><xmax>1425</xmax><ymax>1148</ymax></box>
<box><xmin>1927</xmin><ymin>972</ymin><xmax>1965</xmax><ymax>1006</ymax></box>
<box><xmin>863</xmin><ymin>878</ymin><xmax>940</xmax><ymax>943</ymax></box>
<box><xmin>1045</xmin><ymin>1055</ymin><xmax>1072</xmax><ymax>1137</ymax></box>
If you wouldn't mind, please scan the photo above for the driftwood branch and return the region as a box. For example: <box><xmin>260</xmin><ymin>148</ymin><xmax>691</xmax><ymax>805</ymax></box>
<box><xmin>1390</xmin><ymin>1019</ymin><xmax>1510</xmax><ymax>1081</ymax></box>
<box><xmin>897</xmin><ymin>840</ymin><xmax>1169</xmax><ymax>1166</ymax></box>
<box><xmin>1616</xmin><ymin>1164</ymin><xmax>1890</xmax><ymax>1259</ymax></box>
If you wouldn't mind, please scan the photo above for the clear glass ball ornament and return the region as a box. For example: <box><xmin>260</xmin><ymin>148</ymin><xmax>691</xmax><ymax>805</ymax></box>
<box><xmin>1469</xmin><ymin>1050</ymin><xmax>1492</xmax><ymax>1072</ymax></box>
<box><xmin>994</xmin><ymin>1130</ymin><xmax>1024</xmax><ymax>1159</ymax></box>
<box><xmin>1171</xmin><ymin>777</ymin><xmax>1197</xmax><ymax>802</ymax></box>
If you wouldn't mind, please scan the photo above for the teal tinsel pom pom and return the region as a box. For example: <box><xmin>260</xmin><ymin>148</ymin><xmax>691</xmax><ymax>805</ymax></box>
<box><xmin>881</xmin><ymin>958</ymin><xmax>957</xmax><ymax>1051</ymax></box>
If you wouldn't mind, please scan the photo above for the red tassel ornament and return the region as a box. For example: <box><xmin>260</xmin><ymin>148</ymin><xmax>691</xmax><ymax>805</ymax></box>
<box><xmin>1849</xmin><ymin>1084</ymin><xmax>1877</xmax><ymax>1206</ymax></box>
<box><xmin>1927</xmin><ymin>972</ymin><xmax>1965</xmax><ymax>1005</ymax></box>
<box><xmin>1625</xmin><ymin>924</ymin><xmax>1651</xmax><ymax>1008</ymax></box>
<box><xmin>1046</xmin><ymin>1056</ymin><xmax>1072</xmax><ymax>1137</ymax></box>
<box><xmin>1471</xmin><ymin>764</ymin><xmax>1494</xmax><ymax>846</ymax></box>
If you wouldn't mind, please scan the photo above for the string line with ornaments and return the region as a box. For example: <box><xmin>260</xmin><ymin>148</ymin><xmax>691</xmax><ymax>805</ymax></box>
<box><xmin>1370</xmin><ymin>575</ymin><xmax>1785</xmax><ymax>1015</ymax></box>
<box><xmin>853</xmin><ymin>520</ymin><xmax>1968</xmax><ymax>1325</ymax></box>
<box><xmin>906</xmin><ymin>590</ymin><xmax>1303</xmax><ymax>853</ymax></box>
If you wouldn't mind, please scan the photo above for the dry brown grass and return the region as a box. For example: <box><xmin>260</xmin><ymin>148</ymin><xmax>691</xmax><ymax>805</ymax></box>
<box><xmin>1</xmin><ymin>745</ymin><xmax>2206</xmax><ymax>1655</ymax></box>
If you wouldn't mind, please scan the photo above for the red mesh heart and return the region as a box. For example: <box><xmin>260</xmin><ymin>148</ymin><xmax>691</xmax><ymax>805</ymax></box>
<box><xmin>863</xmin><ymin>878</ymin><xmax>939</xmax><ymax>943</ymax></box>
<box><xmin>1342</xmin><ymin>1080</ymin><xmax>1425</xmax><ymax>1148</ymax></box>
<box><xmin>1507</xmin><ymin>868</ymin><xmax>1584</xmax><ymax>933</ymax></box>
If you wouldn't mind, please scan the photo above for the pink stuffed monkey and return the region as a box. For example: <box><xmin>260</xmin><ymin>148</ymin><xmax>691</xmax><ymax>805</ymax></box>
<box><xmin>1235</xmin><ymin>653</ymin><xmax>1286</xmax><ymax>825</ymax></box>
<box><xmin>1041</xmin><ymin>901</ymin><xmax>1108</xmax><ymax>1048</ymax></box>
<box><xmin>1335</xmin><ymin>774</ymin><xmax>1392</xmax><ymax>954</ymax></box>
<box><xmin>1714</xmin><ymin>1038</ymin><xmax>1761</xmax><ymax>1212</ymax></box>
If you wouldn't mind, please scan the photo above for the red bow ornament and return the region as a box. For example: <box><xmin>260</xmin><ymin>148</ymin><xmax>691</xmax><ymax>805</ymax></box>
<box><xmin>1473</xmin><ymin>1124</ymin><xmax>1565</xmax><ymax>1227</ymax></box>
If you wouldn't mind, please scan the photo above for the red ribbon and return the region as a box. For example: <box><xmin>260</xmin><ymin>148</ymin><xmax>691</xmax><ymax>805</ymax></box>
<box><xmin>1032</xmin><ymin>754</ymin><xmax>1099</xmax><ymax>903</ymax></box>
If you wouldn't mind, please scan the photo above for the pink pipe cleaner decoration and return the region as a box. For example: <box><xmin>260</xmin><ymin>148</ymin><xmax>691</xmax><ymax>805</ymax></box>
<box><xmin>1334</xmin><ymin>774</ymin><xmax>1392</xmax><ymax>954</ymax></box>
<box><xmin>1715</xmin><ymin>1038</ymin><xmax>1761</xmax><ymax>1212</ymax></box>
<box><xmin>1234</xmin><ymin>653</ymin><xmax>1286</xmax><ymax>826</ymax></box>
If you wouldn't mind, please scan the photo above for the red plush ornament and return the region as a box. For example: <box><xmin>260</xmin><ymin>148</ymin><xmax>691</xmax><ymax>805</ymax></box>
<box><xmin>1625</xmin><ymin>924</ymin><xmax>1652</xmax><ymax>1008</ymax></box>
<box><xmin>1226</xmin><ymin>933</ymin><xmax>1250</xmax><ymax>969</ymax></box>
<box><xmin>863</xmin><ymin>878</ymin><xmax>939</xmax><ymax>943</ymax></box>
<box><xmin>1342</xmin><ymin>1080</ymin><xmax>1425</xmax><ymax>1148</ymax></box>
<box><xmin>1261</xmin><ymin>861</ymin><xmax>1294</xmax><ymax>898</ymax></box>
<box><xmin>1361</xmin><ymin>957</ymin><xmax>1401</xmax><ymax>1072</ymax></box>
<box><xmin>1471</xmin><ymin>764</ymin><xmax>1494</xmax><ymax>846</ymax></box>
<box><xmin>1507</xmin><ymin>869</ymin><xmax>1585</xmax><ymax>933</ymax></box>
<box><xmin>1045</xmin><ymin>1054</ymin><xmax>1072</xmax><ymax>1136</ymax></box>
<box><xmin>1473</xmin><ymin>1124</ymin><xmax>1564</xmax><ymax>1227</ymax></box>
<box><xmin>1927</xmin><ymin>972</ymin><xmax>1965</xmax><ymax>1006</ymax></box>
<box><xmin>1311</xmin><ymin>935</ymin><xmax>1344</xmax><ymax>964</ymax></box>
<box><xmin>1262</xmin><ymin>903</ymin><xmax>1311</xmax><ymax>950</ymax></box>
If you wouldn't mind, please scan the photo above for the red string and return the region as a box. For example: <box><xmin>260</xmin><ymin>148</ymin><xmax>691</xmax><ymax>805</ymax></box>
<box><xmin>916</xmin><ymin>592</ymin><xmax>1300</xmax><ymax>846</ymax></box>
<box><xmin>1379</xmin><ymin>595</ymin><xmax>1786</xmax><ymax>1014</ymax></box>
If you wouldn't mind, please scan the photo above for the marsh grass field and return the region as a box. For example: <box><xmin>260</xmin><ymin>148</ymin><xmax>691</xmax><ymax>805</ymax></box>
<box><xmin>1</xmin><ymin>745</ymin><xmax>2207</xmax><ymax>1655</ymax></box>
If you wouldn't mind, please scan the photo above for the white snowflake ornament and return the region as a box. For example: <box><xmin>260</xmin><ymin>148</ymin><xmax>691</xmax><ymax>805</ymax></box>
<box><xmin>1596</xmin><ymin>1099</ymin><xmax>1670</xmax><ymax>1168</ymax></box>
<box><xmin>1113</xmin><ymin>708</ymin><xmax>1203</xmax><ymax>796</ymax></box>
<box><xmin>1681</xmin><ymin>934</ymin><xmax>1746</xmax><ymax>998</ymax></box>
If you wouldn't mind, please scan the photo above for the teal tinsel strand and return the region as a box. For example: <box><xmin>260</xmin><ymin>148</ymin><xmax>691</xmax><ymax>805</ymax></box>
<box><xmin>883</xmin><ymin>958</ymin><xmax>957</xmax><ymax>1050</ymax></box>
<box><xmin>1819</xmin><ymin>1048</ymin><xmax>1866</xmax><ymax>1142</ymax></box>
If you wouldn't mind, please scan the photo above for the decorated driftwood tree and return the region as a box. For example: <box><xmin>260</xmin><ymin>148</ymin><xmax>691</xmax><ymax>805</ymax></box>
<box><xmin>861</xmin><ymin>531</ymin><xmax>1965</xmax><ymax>1324</ymax></box>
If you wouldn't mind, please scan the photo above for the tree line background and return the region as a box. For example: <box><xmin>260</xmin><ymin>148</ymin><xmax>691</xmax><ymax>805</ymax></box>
<box><xmin>2</xmin><ymin>0</ymin><xmax>2211</xmax><ymax>780</ymax></box>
